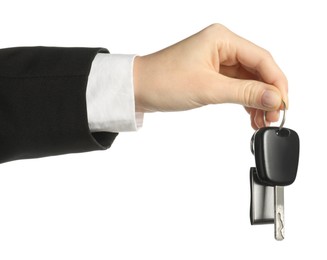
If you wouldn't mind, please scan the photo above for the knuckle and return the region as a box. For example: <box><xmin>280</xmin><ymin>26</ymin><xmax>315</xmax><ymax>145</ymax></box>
<box><xmin>200</xmin><ymin>23</ymin><xmax>231</xmax><ymax>47</ymax></box>
<box><xmin>207</xmin><ymin>23</ymin><xmax>228</xmax><ymax>34</ymax></box>
<box><xmin>209</xmin><ymin>23</ymin><xmax>225</xmax><ymax>30</ymax></box>
<box><xmin>238</xmin><ymin>81</ymin><xmax>258</xmax><ymax>107</ymax></box>
<box><xmin>262</xmin><ymin>48</ymin><xmax>272</xmax><ymax>59</ymax></box>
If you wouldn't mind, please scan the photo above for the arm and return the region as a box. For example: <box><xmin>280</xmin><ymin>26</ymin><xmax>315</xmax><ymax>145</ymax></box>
<box><xmin>0</xmin><ymin>24</ymin><xmax>288</xmax><ymax>163</ymax></box>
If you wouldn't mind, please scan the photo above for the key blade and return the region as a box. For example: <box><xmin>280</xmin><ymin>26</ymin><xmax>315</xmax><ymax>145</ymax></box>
<box><xmin>274</xmin><ymin>186</ymin><xmax>285</xmax><ymax>241</ymax></box>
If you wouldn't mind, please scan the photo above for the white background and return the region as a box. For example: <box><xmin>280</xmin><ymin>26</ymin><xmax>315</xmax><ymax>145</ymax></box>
<box><xmin>0</xmin><ymin>0</ymin><xmax>324</xmax><ymax>259</ymax></box>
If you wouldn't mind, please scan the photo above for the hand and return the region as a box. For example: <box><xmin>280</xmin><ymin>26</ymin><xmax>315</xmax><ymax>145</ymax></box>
<box><xmin>133</xmin><ymin>24</ymin><xmax>288</xmax><ymax>129</ymax></box>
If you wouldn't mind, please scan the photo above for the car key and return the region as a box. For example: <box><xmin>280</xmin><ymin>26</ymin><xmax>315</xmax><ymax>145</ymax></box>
<box><xmin>274</xmin><ymin>186</ymin><xmax>284</xmax><ymax>240</ymax></box>
<box><xmin>250</xmin><ymin>103</ymin><xmax>300</xmax><ymax>240</ymax></box>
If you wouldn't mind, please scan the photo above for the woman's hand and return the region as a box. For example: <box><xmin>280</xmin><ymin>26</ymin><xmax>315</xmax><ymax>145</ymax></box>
<box><xmin>133</xmin><ymin>24</ymin><xmax>288</xmax><ymax>129</ymax></box>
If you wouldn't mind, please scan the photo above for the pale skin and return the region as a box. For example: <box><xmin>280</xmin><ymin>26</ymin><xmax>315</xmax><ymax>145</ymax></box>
<box><xmin>133</xmin><ymin>24</ymin><xmax>288</xmax><ymax>130</ymax></box>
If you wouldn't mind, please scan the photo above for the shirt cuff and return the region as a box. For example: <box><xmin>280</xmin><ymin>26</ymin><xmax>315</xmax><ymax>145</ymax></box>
<box><xmin>86</xmin><ymin>53</ymin><xmax>144</xmax><ymax>132</ymax></box>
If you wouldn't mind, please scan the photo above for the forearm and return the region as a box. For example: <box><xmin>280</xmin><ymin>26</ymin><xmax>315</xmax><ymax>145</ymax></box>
<box><xmin>0</xmin><ymin>47</ymin><xmax>118</xmax><ymax>163</ymax></box>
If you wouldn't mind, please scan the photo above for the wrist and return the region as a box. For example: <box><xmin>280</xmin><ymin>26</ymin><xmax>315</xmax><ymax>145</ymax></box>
<box><xmin>133</xmin><ymin>55</ymin><xmax>144</xmax><ymax>113</ymax></box>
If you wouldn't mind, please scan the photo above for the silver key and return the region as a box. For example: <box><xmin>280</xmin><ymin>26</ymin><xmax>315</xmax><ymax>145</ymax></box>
<box><xmin>274</xmin><ymin>186</ymin><xmax>285</xmax><ymax>241</ymax></box>
<box><xmin>250</xmin><ymin>169</ymin><xmax>286</xmax><ymax>240</ymax></box>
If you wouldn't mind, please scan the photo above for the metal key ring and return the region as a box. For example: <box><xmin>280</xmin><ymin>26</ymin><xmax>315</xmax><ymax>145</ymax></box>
<box><xmin>263</xmin><ymin>100</ymin><xmax>286</xmax><ymax>130</ymax></box>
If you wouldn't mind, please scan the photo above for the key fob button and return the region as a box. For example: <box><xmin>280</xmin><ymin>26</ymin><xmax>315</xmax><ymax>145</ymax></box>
<box><xmin>276</xmin><ymin>128</ymin><xmax>291</xmax><ymax>137</ymax></box>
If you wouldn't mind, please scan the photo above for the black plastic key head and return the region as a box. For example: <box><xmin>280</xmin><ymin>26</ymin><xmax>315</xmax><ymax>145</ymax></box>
<box><xmin>251</xmin><ymin>127</ymin><xmax>300</xmax><ymax>186</ymax></box>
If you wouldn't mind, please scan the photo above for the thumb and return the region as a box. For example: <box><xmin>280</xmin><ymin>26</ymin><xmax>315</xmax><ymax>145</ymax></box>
<box><xmin>221</xmin><ymin>77</ymin><xmax>282</xmax><ymax>111</ymax></box>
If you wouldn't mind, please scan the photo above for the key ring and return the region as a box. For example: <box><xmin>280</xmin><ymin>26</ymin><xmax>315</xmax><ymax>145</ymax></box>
<box><xmin>263</xmin><ymin>100</ymin><xmax>286</xmax><ymax>130</ymax></box>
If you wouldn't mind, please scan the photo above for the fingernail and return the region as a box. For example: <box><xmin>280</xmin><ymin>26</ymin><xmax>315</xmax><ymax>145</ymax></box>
<box><xmin>262</xmin><ymin>90</ymin><xmax>281</xmax><ymax>108</ymax></box>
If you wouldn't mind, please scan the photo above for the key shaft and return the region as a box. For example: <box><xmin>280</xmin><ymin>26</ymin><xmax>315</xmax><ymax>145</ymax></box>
<box><xmin>274</xmin><ymin>186</ymin><xmax>285</xmax><ymax>241</ymax></box>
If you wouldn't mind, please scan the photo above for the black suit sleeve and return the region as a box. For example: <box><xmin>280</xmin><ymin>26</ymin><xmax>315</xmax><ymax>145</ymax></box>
<box><xmin>0</xmin><ymin>47</ymin><xmax>118</xmax><ymax>164</ymax></box>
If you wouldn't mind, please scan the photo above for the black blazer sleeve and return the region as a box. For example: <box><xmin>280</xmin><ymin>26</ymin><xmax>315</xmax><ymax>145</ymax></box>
<box><xmin>0</xmin><ymin>47</ymin><xmax>118</xmax><ymax>164</ymax></box>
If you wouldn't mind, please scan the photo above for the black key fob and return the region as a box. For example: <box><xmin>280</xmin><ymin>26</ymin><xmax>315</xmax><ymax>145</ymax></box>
<box><xmin>251</xmin><ymin>127</ymin><xmax>300</xmax><ymax>186</ymax></box>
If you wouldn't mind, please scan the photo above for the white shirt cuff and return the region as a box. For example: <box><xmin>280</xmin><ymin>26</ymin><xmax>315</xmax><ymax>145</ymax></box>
<box><xmin>86</xmin><ymin>53</ymin><xmax>143</xmax><ymax>132</ymax></box>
